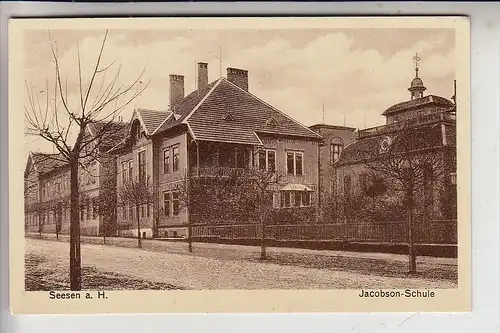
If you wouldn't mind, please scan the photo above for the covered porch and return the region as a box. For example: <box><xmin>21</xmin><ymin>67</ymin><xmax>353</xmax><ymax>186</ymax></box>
<box><xmin>188</xmin><ymin>141</ymin><xmax>256</xmax><ymax>177</ymax></box>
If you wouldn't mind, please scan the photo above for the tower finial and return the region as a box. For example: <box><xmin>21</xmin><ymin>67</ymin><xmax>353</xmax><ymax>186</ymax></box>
<box><xmin>413</xmin><ymin>53</ymin><xmax>421</xmax><ymax>77</ymax></box>
<box><xmin>408</xmin><ymin>53</ymin><xmax>426</xmax><ymax>100</ymax></box>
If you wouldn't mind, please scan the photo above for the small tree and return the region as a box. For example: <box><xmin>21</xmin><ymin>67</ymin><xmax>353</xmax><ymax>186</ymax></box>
<box><xmin>96</xmin><ymin>181</ymin><xmax>118</xmax><ymax>244</ymax></box>
<box><xmin>118</xmin><ymin>177</ymin><xmax>154</xmax><ymax>248</ymax></box>
<box><xmin>365</xmin><ymin>125</ymin><xmax>444</xmax><ymax>273</ymax></box>
<box><xmin>24</xmin><ymin>30</ymin><xmax>148</xmax><ymax>290</ymax></box>
<box><xmin>176</xmin><ymin>168</ymin><xmax>281</xmax><ymax>260</ymax></box>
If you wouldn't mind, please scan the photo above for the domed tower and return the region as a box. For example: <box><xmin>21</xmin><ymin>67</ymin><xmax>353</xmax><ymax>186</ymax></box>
<box><xmin>408</xmin><ymin>53</ymin><xmax>426</xmax><ymax>100</ymax></box>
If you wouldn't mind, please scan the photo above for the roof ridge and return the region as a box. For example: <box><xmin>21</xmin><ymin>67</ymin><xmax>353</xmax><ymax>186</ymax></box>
<box><xmin>182</xmin><ymin>77</ymin><xmax>224</xmax><ymax>124</ymax></box>
<box><xmin>221</xmin><ymin>78</ymin><xmax>322</xmax><ymax>139</ymax></box>
<box><xmin>151</xmin><ymin>112</ymin><xmax>174</xmax><ymax>135</ymax></box>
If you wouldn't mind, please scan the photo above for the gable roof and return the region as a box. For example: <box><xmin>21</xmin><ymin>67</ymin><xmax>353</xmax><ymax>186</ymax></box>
<box><xmin>134</xmin><ymin>109</ymin><xmax>172</xmax><ymax>135</ymax></box>
<box><xmin>154</xmin><ymin>79</ymin><xmax>221</xmax><ymax>135</ymax></box>
<box><xmin>26</xmin><ymin>152</ymin><xmax>69</xmax><ymax>177</ymax></box>
<box><xmin>152</xmin><ymin>77</ymin><xmax>321</xmax><ymax>145</ymax></box>
<box><xmin>382</xmin><ymin>95</ymin><xmax>454</xmax><ymax>116</ymax></box>
<box><xmin>87</xmin><ymin>120</ymin><xmax>130</xmax><ymax>150</ymax></box>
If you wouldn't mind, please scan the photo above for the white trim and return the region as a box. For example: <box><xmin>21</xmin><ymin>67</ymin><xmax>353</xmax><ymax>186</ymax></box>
<box><xmin>257</xmin><ymin>148</ymin><xmax>277</xmax><ymax>172</ymax></box>
<box><xmin>253</xmin><ymin>131</ymin><xmax>264</xmax><ymax>146</ymax></box>
<box><xmin>285</xmin><ymin>150</ymin><xmax>305</xmax><ymax>176</ymax></box>
<box><xmin>182</xmin><ymin>78</ymin><xmax>224</xmax><ymax>124</ymax></box>
<box><xmin>192</xmin><ymin>137</ymin><xmax>262</xmax><ymax>146</ymax></box>
<box><xmin>134</xmin><ymin>109</ymin><xmax>151</xmax><ymax>136</ymax></box>
<box><xmin>186</xmin><ymin>123</ymin><xmax>198</xmax><ymax>141</ymax></box>
<box><xmin>106</xmin><ymin>136</ymin><xmax>127</xmax><ymax>153</ymax></box>
<box><xmin>151</xmin><ymin>111</ymin><xmax>174</xmax><ymax>135</ymax></box>
<box><xmin>223</xmin><ymin>78</ymin><xmax>322</xmax><ymax>139</ymax></box>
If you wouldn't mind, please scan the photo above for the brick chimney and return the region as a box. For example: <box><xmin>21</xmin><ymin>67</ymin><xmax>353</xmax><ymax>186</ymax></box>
<box><xmin>227</xmin><ymin>67</ymin><xmax>248</xmax><ymax>91</ymax></box>
<box><xmin>169</xmin><ymin>74</ymin><xmax>184</xmax><ymax>110</ymax></box>
<box><xmin>197</xmin><ymin>62</ymin><xmax>208</xmax><ymax>91</ymax></box>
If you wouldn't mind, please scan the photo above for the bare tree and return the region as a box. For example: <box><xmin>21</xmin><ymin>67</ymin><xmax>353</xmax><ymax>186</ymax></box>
<box><xmin>24</xmin><ymin>30</ymin><xmax>149</xmax><ymax>290</ymax></box>
<box><xmin>364</xmin><ymin>125</ymin><xmax>444</xmax><ymax>273</ymax></box>
<box><xmin>118</xmin><ymin>177</ymin><xmax>154</xmax><ymax>248</ymax></box>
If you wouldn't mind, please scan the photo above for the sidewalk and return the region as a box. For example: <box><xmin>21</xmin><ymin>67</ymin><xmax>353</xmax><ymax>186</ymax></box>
<box><xmin>26</xmin><ymin>233</ymin><xmax>457</xmax><ymax>282</ymax></box>
<box><xmin>27</xmin><ymin>237</ymin><xmax>458</xmax><ymax>289</ymax></box>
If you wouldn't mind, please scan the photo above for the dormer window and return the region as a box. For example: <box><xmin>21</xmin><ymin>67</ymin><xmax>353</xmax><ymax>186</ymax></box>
<box><xmin>266</xmin><ymin>117</ymin><xmax>278</xmax><ymax>126</ymax></box>
<box><xmin>223</xmin><ymin>112</ymin><xmax>235</xmax><ymax>121</ymax></box>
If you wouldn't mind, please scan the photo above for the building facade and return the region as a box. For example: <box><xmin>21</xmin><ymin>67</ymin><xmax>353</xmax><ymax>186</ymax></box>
<box><xmin>330</xmin><ymin>67</ymin><xmax>457</xmax><ymax>224</ymax></box>
<box><xmin>24</xmin><ymin>121</ymin><xmax>128</xmax><ymax>236</ymax></box>
<box><xmin>109</xmin><ymin>63</ymin><xmax>323</xmax><ymax>238</ymax></box>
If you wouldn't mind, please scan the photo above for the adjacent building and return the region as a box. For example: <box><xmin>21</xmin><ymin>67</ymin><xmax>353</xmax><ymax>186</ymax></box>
<box><xmin>24</xmin><ymin>121</ymin><xmax>128</xmax><ymax>236</ymax></box>
<box><xmin>330</xmin><ymin>66</ymin><xmax>457</xmax><ymax>223</ymax></box>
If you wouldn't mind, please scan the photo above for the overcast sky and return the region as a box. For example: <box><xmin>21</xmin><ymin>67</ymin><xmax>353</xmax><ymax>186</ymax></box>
<box><xmin>24</xmin><ymin>28</ymin><xmax>455</xmax><ymax>158</ymax></box>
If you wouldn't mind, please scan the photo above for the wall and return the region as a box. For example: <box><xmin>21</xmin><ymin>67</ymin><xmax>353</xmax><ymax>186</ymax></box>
<box><xmin>157</xmin><ymin>131</ymin><xmax>189</xmax><ymax>231</ymax></box>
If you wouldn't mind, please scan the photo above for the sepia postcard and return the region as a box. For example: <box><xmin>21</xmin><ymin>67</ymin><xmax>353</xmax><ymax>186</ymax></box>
<box><xmin>9</xmin><ymin>17</ymin><xmax>470</xmax><ymax>314</ymax></box>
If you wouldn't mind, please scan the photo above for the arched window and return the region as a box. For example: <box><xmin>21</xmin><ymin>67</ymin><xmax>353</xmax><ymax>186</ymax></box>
<box><xmin>330</xmin><ymin>137</ymin><xmax>344</xmax><ymax>164</ymax></box>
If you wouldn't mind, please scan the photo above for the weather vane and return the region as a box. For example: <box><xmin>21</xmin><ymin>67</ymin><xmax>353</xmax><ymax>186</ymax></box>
<box><xmin>413</xmin><ymin>53</ymin><xmax>421</xmax><ymax>76</ymax></box>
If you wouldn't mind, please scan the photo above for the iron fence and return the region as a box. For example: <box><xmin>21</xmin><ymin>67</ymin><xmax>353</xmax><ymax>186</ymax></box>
<box><xmin>191</xmin><ymin>220</ymin><xmax>457</xmax><ymax>245</ymax></box>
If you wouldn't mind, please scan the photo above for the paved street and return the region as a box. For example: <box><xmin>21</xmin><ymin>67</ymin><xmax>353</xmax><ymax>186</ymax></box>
<box><xmin>26</xmin><ymin>236</ymin><xmax>457</xmax><ymax>290</ymax></box>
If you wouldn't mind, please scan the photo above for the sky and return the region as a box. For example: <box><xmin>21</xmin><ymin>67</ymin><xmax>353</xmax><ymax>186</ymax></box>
<box><xmin>23</xmin><ymin>28</ymin><xmax>455</xmax><ymax>159</ymax></box>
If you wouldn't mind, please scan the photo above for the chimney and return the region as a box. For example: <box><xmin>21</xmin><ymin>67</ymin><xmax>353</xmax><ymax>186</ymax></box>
<box><xmin>197</xmin><ymin>62</ymin><xmax>208</xmax><ymax>91</ymax></box>
<box><xmin>169</xmin><ymin>74</ymin><xmax>185</xmax><ymax>110</ymax></box>
<box><xmin>227</xmin><ymin>67</ymin><xmax>248</xmax><ymax>91</ymax></box>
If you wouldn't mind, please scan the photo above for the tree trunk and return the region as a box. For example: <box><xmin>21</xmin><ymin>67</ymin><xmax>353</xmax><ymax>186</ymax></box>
<box><xmin>69</xmin><ymin>161</ymin><xmax>82</xmax><ymax>291</ymax></box>
<box><xmin>136</xmin><ymin>205</ymin><xmax>142</xmax><ymax>248</ymax></box>
<box><xmin>260</xmin><ymin>211</ymin><xmax>266</xmax><ymax>260</ymax></box>
<box><xmin>407</xmin><ymin>202</ymin><xmax>417</xmax><ymax>274</ymax></box>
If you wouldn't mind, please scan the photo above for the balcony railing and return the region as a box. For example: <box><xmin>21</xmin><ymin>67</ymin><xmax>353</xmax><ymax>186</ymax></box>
<box><xmin>190</xmin><ymin>167</ymin><xmax>250</xmax><ymax>177</ymax></box>
<box><xmin>358</xmin><ymin>112</ymin><xmax>456</xmax><ymax>139</ymax></box>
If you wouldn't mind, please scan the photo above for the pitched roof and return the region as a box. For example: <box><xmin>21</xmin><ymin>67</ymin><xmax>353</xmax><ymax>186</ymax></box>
<box><xmin>136</xmin><ymin>109</ymin><xmax>171</xmax><ymax>135</ymax></box>
<box><xmin>382</xmin><ymin>95</ymin><xmax>454</xmax><ymax>116</ymax></box>
<box><xmin>152</xmin><ymin>78</ymin><xmax>322</xmax><ymax>145</ymax></box>
<box><xmin>154</xmin><ymin>80</ymin><xmax>220</xmax><ymax>134</ymax></box>
<box><xmin>335</xmin><ymin>124</ymin><xmax>444</xmax><ymax>166</ymax></box>
<box><xmin>29</xmin><ymin>152</ymin><xmax>69</xmax><ymax>176</ymax></box>
<box><xmin>88</xmin><ymin>120</ymin><xmax>130</xmax><ymax>150</ymax></box>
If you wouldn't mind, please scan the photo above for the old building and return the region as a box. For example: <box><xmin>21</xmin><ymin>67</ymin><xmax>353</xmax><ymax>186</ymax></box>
<box><xmin>309</xmin><ymin>124</ymin><xmax>357</xmax><ymax>215</ymax></box>
<box><xmin>24</xmin><ymin>120</ymin><xmax>128</xmax><ymax>236</ymax></box>
<box><xmin>109</xmin><ymin>63</ymin><xmax>323</xmax><ymax>238</ymax></box>
<box><xmin>330</xmin><ymin>64</ymin><xmax>457</xmax><ymax>227</ymax></box>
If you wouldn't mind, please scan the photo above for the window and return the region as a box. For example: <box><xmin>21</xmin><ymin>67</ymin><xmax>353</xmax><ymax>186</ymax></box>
<box><xmin>147</xmin><ymin>204</ymin><xmax>150</xmax><ymax>217</ymax></box>
<box><xmin>286</xmin><ymin>151</ymin><xmax>304</xmax><ymax>175</ymax></box>
<box><xmin>259</xmin><ymin>149</ymin><xmax>276</xmax><ymax>172</ymax></box>
<box><xmin>163</xmin><ymin>148</ymin><xmax>170</xmax><ymax>174</ymax></box>
<box><xmin>172</xmin><ymin>145</ymin><xmax>179</xmax><ymax>172</ymax></box>
<box><xmin>128</xmin><ymin>161</ymin><xmax>133</xmax><ymax>182</ymax></box>
<box><xmin>163</xmin><ymin>192</ymin><xmax>171</xmax><ymax>217</ymax></box>
<box><xmin>293</xmin><ymin>192</ymin><xmax>302</xmax><ymax>207</ymax></box>
<box><xmin>91</xmin><ymin>163</ymin><xmax>97</xmax><ymax>184</ymax></box>
<box><xmin>141</xmin><ymin>205</ymin><xmax>145</xmax><ymax>218</ymax></box>
<box><xmin>281</xmin><ymin>192</ymin><xmax>291</xmax><ymax>208</ymax></box>
<box><xmin>122</xmin><ymin>162</ymin><xmax>128</xmax><ymax>183</ymax></box>
<box><xmin>129</xmin><ymin>205</ymin><xmax>134</xmax><ymax>220</ymax></box>
<box><xmin>92</xmin><ymin>199</ymin><xmax>97</xmax><ymax>219</ymax></box>
<box><xmin>281</xmin><ymin>191</ymin><xmax>311</xmax><ymax>208</ymax></box>
<box><xmin>123</xmin><ymin>205</ymin><xmax>128</xmax><ymax>220</ymax></box>
<box><xmin>172</xmin><ymin>192</ymin><xmax>180</xmax><ymax>216</ymax></box>
<box><xmin>138</xmin><ymin>150</ymin><xmax>147</xmax><ymax>181</ymax></box>
<box><xmin>330</xmin><ymin>137</ymin><xmax>344</xmax><ymax>164</ymax></box>
<box><xmin>344</xmin><ymin>175</ymin><xmax>352</xmax><ymax>199</ymax></box>
<box><xmin>86</xmin><ymin>199</ymin><xmax>91</xmax><ymax>219</ymax></box>
<box><xmin>302</xmin><ymin>192</ymin><xmax>311</xmax><ymax>206</ymax></box>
